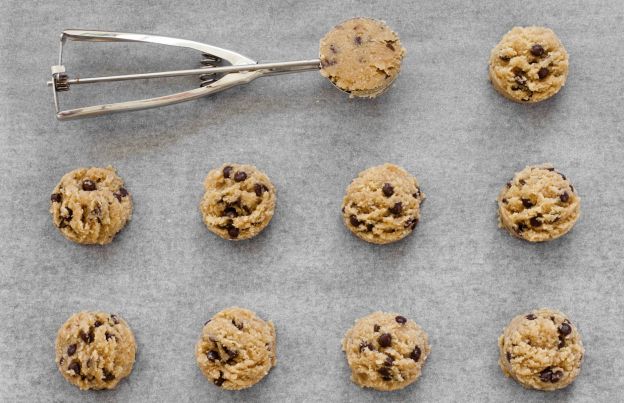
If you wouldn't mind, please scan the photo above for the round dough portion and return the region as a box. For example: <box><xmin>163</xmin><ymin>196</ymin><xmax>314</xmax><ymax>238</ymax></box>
<box><xmin>489</xmin><ymin>26</ymin><xmax>568</xmax><ymax>103</ymax></box>
<box><xmin>55</xmin><ymin>311</ymin><xmax>136</xmax><ymax>390</ymax></box>
<box><xmin>498</xmin><ymin>164</ymin><xmax>579</xmax><ymax>242</ymax></box>
<box><xmin>50</xmin><ymin>166</ymin><xmax>132</xmax><ymax>245</ymax></box>
<box><xmin>498</xmin><ymin>308</ymin><xmax>584</xmax><ymax>391</ymax></box>
<box><xmin>342</xmin><ymin>312</ymin><xmax>430</xmax><ymax>391</ymax></box>
<box><xmin>319</xmin><ymin>17</ymin><xmax>405</xmax><ymax>98</ymax></box>
<box><xmin>200</xmin><ymin>164</ymin><xmax>276</xmax><ymax>240</ymax></box>
<box><xmin>342</xmin><ymin>163</ymin><xmax>424</xmax><ymax>244</ymax></box>
<box><xmin>195</xmin><ymin>307</ymin><xmax>276</xmax><ymax>390</ymax></box>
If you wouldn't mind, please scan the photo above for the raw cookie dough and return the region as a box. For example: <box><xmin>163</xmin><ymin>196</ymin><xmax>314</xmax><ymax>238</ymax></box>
<box><xmin>342</xmin><ymin>163</ymin><xmax>424</xmax><ymax>244</ymax></box>
<box><xmin>319</xmin><ymin>17</ymin><xmax>405</xmax><ymax>98</ymax></box>
<box><xmin>498</xmin><ymin>308</ymin><xmax>584</xmax><ymax>391</ymax></box>
<box><xmin>498</xmin><ymin>164</ymin><xmax>580</xmax><ymax>242</ymax></box>
<box><xmin>489</xmin><ymin>26</ymin><xmax>568</xmax><ymax>103</ymax></box>
<box><xmin>200</xmin><ymin>164</ymin><xmax>276</xmax><ymax>240</ymax></box>
<box><xmin>55</xmin><ymin>311</ymin><xmax>136</xmax><ymax>390</ymax></box>
<box><xmin>342</xmin><ymin>312</ymin><xmax>430</xmax><ymax>391</ymax></box>
<box><xmin>195</xmin><ymin>307</ymin><xmax>276</xmax><ymax>390</ymax></box>
<box><xmin>50</xmin><ymin>166</ymin><xmax>132</xmax><ymax>245</ymax></box>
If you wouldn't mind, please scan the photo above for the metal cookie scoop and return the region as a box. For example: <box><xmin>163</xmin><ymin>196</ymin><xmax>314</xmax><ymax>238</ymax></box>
<box><xmin>47</xmin><ymin>30</ymin><xmax>322</xmax><ymax>120</ymax></box>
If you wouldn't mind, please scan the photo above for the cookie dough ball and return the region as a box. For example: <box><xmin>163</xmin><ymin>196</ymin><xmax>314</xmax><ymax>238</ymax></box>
<box><xmin>319</xmin><ymin>17</ymin><xmax>405</xmax><ymax>98</ymax></box>
<box><xmin>200</xmin><ymin>164</ymin><xmax>276</xmax><ymax>241</ymax></box>
<box><xmin>489</xmin><ymin>26</ymin><xmax>568</xmax><ymax>103</ymax></box>
<box><xmin>498</xmin><ymin>164</ymin><xmax>580</xmax><ymax>242</ymax></box>
<box><xmin>50</xmin><ymin>167</ymin><xmax>132</xmax><ymax>245</ymax></box>
<box><xmin>499</xmin><ymin>308</ymin><xmax>584</xmax><ymax>391</ymax></box>
<box><xmin>342</xmin><ymin>312</ymin><xmax>430</xmax><ymax>391</ymax></box>
<box><xmin>342</xmin><ymin>163</ymin><xmax>424</xmax><ymax>244</ymax></box>
<box><xmin>195</xmin><ymin>307</ymin><xmax>276</xmax><ymax>390</ymax></box>
<box><xmin>55</xmin><ymin>311</ymin><xmax>136</xmax><ymax>390</ymax></box>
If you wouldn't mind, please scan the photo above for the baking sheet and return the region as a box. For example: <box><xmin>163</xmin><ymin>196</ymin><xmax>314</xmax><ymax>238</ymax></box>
<box><xmin>1</xmin><ymin>0</ymin><xmax>623</xmax><ymax>401</ymax></box>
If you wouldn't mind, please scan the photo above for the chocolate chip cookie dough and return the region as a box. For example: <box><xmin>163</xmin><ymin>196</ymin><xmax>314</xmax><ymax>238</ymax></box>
<box><xmin>342</xmin><ymin>164</ymin><xmax>423</xmax><ymax>244</ymax></box>
<box><xmin>342</xmin><ymin>312</ymin><xmax>430</xmax><ymax>391</ymax></box>
<box><xmin>55</xmin><ymin>311</ymin><xmax>136</xmax><ymax>390</ymax></box>
<box><xmin>498</xmin><ymin>164</ymin><xmax>580</xmax><ymax>242</ymax></box>
<box><xmin>50</xmin><ymin>167</ymin><xmax>132</xmax><ymax>245</ymax></box>
<box><xmin>499</xmin><ymin>308</ymin><xmax>584</xmax><ymax>391</ymax></box>
<box><xmin>195</xmin><ymin>307</ymin><xmax>276</xmax><ymax>390</ymax></box>
<box><xmin>200</xmin><ymin>164</ymin><xmax>276</xmax><ymax>240</ymax></box>
<box><xmin>489</xmin><ymin>26</ymin><xmax>568</xmax><ymax>103</ymax></box>
<box><xmin>319</xmin><ymin>17</ymin><xmax>405</xmax><ymax>98</ymax></box>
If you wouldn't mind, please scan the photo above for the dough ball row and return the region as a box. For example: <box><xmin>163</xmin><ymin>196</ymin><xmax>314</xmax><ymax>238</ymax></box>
<box><xmin>49</xmin><ymin>163</ymin><xmax>580</xmax><ymax>245</ymax></box>
<box><xmin>55</xmin><ymin>307</ymin><xmax>583</xmax><ymax>392</ymax></box>
<box><xmin>318</xmin><ymin>18</ymin><xmax>569</xmax><ymax>103</ymax></box>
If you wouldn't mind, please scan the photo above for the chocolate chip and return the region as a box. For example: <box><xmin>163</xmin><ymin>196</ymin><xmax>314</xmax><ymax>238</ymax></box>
<box><xmin>82</xmin><ymin>180</ymin><xmax>96</xmax><ymax>191</ymax></box>
<box><xmin>223</xmin><ymin>166</ymin><xmax>233</xmax><ymax>178</ymax></box>
<box><xmin>519</xmin><ymin>179</ymin><xmax>526</xmax><ymax>185</ymax></box>
<box><xmin>530</xmin><ymin>217</ymin><xmax>542</xmax><ymax>227</ymax></box>
<box><xmin>405</xmin><ymin>218</ymin><xmax>418</xmax><ymax>229</ymax></box>
<box><xmin>410</xmin><ymin>346</ymin><xmax>422</xmax><ymax>362</ymax></box>
<box><xmin>254</xmin><ymin>183</ymin><xmax>269</xmax><ymax>197</ymax></box>
<box><xmin>206</xmin><ymin>350</ymin><xmax>220</xmax><ymax>361</ymax></box>
<box><xmin>514</xmin><ymin>74</ymin><xmax>527</xmax><ymax>85</ymax></box>
<box><xmin>559</xmin><ymin>173</ymin><xmax>567</xmax><ymax>180</ymax></box>
<box><xmin>526</xmin><ymin>314</ymin><xmax>537</xmax><ymax>320</ymax></box>
<box><xmin>68</xmin><ymin>361</ymin><xmax>81</xmax><ymax>375</ymax></box>
<box><xmin>386</xmin><ymin>42</ymin><xmax>395</xmax><ymax>51</ymax></box>
<box><xmin>373</xmin><ymin>324</ymin><xmax>380</xmax><ymax>332</ymax></box>
<box><xmin>359</xmin><ymin>341</ymin><xmax>373</xmax><ymax>352</ymax></box>
<box><xmin>80</xmin><ymin>329</ymin><xmax>94</xmax><ymax>344</ymax></box>
<box><xmin>539</xmin><ymin>367</ymin><xmax>563</xmax><ymax>383</ymax></box>
<box><xmin>395</xmin><ymin>316</ymin><xmax>407</xmax><ymax>324</ymax></box>
<box><xmin>389</xmin><ymin>202</ymin><xmax>402</xmax><ymax>216</ymax></box>
<box><xmin>499</xmin><ymin>55</ymin><xmax>511</xmax><ymax>61</ymax></box>
<box><xmin>214</xmin><ymin>372</ymin><xmax>226</xmax><ymax>386</ymax></box>
<box><xmin>378</xmin><ymin>366</ymin><xmax>392</xmax><ymax>381</ymax></box>
<box><xmin>550</xmin><ymin>370</ymin><xmax>564</xmax><ymax>383</ymax></box>
<box><xmin>539</xmin><ymin>367</ymin><xmax>553</xmax><ymax>382</ymax></box>
<box><xmin>227</xmin><ymin>226</ymin><xmax>240</xmax><ymax>239</ymax></box>
<box><xmin>105</xmin><ymin>332</ymin><xmax>114</xmax><ymax>341</ymax></box>
<box><xmin>349</xmin><ymin>215</ymin><xmax>361</xmax><ymax>227</ymax></box>
<box><xmin>506</xmin><ymin>182</ymin><xmax>512</xmax><ymax>188</ymax></box>
<box><xmin>51</xmin><ymin>193</ymin><xmax>62</xmax><ymax>203</ymax></box>
<box><xmin>232</xmin><ymin>319</ymin><xmax>243</xmax><ymax>330</ymax></box>
<box><xmin>223</xmin><ymin>206</ymin><xmax>238</xmax><ymax>218</ymax></box>
<box><xmin>101</xmin><ymin>369</ymin><xmax>115</xmax><ymax>382</ymax></box>
<box><xmin>384</xmin><ymin>356</ymin><xmax>394</xmax><ymax>366</ymax></box>
<box><xmin>378</xmin><ymin>333</ymin><xmax>392</xmax><ymax>348</ymax></box>
<box><xmin>234</xmin><ymin>171</ymin><xmax>247</xmax><ymax>182</ymax></box>
<box><xmin>521</xmin><ymin>198</ymin><xmax>533</xmax><ymax>208</ymax></box>
<box><xmin>506</xmin><ymin>351</ymin><xmax>512</xmax><ymax>362</ymax></box>
<box><xmin>354</xmin><ymin>36</ymin><xmax>362</xmax><ymax>45</ymax></box>
<box><xmin>501</xmin><ymin>198</ymin><xmax>508</xmax><ymax>204</ymax></box>
<box><xmin>516</xmin><ymin>223</ymin><xmax>527</xmax><ymax>233</ymax></box>
<box><xmin>67</xmin><ymin>344</ymin><xmax>77</xmax><ymax>356</ymax></box>
<box><xmin>63</xmin><ymin>207</ymin><xmax>73</xmax><ymax>222</ymax></box>
<box><xmin>560</xmin><ymin>192</ymin><xmax>569</xmax><ymax>203</ymax></box>
<box><xmin>366</xmin><ymin>223</ymin><xmax>374</xmax><ymax>231</ymax></box>
<box><xmin>538</xmin><ymin>67</ymin><xmax>549</xmax><ymax>80</ymax></box>
<box><xmin>558</xmin><ymin>323</ymin><xmax>572</xmax><ymax>336</ymax></box>
<box><xmin>110</xmin><ymin>314</ymin><xmax>119</xmax><ymax>325</ymax></box>
<box><xmin>382</xmin><ymin>183</ymin><xmax>394</xmax><ymax>197</ymax></box>
<box><xmin>114</xmin><ymin>187</ymin><xmax>128</xmax><ymax>202</ymax></box>
<box><xmin>530</xmin><ymin>44</ymin><xmax>545</xmax><ymax>56</ymax></box>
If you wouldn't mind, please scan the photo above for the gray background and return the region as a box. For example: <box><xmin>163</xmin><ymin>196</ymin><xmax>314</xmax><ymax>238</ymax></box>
<box><xmin>1</xmin><ymin>0</ymin><xmax>623</xmax><ymax>402</ymax></box>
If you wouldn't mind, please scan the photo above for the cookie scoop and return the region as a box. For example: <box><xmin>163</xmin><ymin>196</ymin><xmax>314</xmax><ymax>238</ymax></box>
<box><xmin>48</xmin><ymin>20</ymin><xmax>404</xmax><ymax>120</ymax></box>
